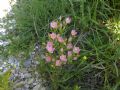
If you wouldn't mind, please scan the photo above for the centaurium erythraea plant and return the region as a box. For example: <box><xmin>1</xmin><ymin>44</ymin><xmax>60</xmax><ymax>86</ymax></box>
<box><xmin>44</xmin><ymin>16</ymin><xmax>80</xmax><ymax>66</ymax></box>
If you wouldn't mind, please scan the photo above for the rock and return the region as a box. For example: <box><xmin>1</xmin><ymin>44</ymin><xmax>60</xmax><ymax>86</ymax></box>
<box><xmin>3</xmin><ymin>67</ymin><xmax>8</xmax><ymax>72</ymax></box>
<box><xmin>24</xmin><ymin>60</ymin><xmax>32</xmax><ymax>68</ymax></box>
<box><xmin>9</xmin><ymin>75</ymin><xmax>15</xmax><ymax>81</ymax></box>
<box><xmin>35</xmin><ymin>61</ymin><xmax>39</xmax><ymax>65</ymax></box>
<box><xmin>11</xmin><ymin>70</ymin><xmax>15</xmax><ymax>73</ymax></box>
<box><xmin>35</xmin><ymin>71</ymin><xmax>38</xmax><ymax>75</ymax></box>
<box><xmin>28</xmin><ymin>78</ymin><xmax>34</xmax><ymax>84</ymax></box>
<box><xmin>15</xmin><ymin>88</ymin><xmax>22</xmax><ymax>90</ymax></box>
<box><xmin>33</xmin><ymin>84</ymin><xmax>46</xmax><ymax>90</ymax></box>
<box><xmin>24</xmin><ymin>84</ymin><xmax>29</xmax><ymax>88</ymax></box>
<box><xmin>14</xmin><ymin>73</ymin><xmax>19</xmax><ymax>77</ymax></box>
<box><xmin>33</xmin><ymin>82</ymin><xmax>37</xmax><ymax>86</ymax></box>
<box><xmin>8</xmin><ymin>53</ymin><xmax>48</xmax><ymax>90</ymax></box>
<box><xmin>24</xmin><ymin>73</ymin><xmax>31</xmax><ymax>78</ymax></box>
<box><xmin>41</xmin><ymin>87</ymin><xmax>46</xmax><ymax>90</ymax></box>
<box><xmin>20</xmin><ymin>73</ymin><xmax>25</xmax><ymax>79</ymax></box>
<box><xmin>33</xmin><ymin>84</ymin><xmax>40</xmax><ymax>90</ymax></box>
<box><xmin>20</xmin><ymin>68</ymin><xmax>28</xmax><ymax>73</ymax></box>
<box><xmin>14</xmin><ymin>81</ymin><xmax>25</xmax><ymax>88</ymax></box>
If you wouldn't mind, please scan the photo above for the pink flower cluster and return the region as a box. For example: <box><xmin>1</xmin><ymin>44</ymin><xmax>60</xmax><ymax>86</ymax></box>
<box><xmin>44</xmin><ymin>16</ymin><xmax>80</xmax><ymax>67</ymax></box>
<box><xmin>49</xmin><ymin>33</ymin><xmax>64</xmax><ymax>43</ymax></box>
<box><xmin>46</xmin><ymin>42</ymin><xmax>55</xmax><ymax>53</ymax></box>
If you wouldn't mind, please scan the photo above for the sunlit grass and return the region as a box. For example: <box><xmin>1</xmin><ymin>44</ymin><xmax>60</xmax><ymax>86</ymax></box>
<box><xmin>0</xmin><ymin>70</ymin><xmax>12</xmax><ymax>90</ymax></box>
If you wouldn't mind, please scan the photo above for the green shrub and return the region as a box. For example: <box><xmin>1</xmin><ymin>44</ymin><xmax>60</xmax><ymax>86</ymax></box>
<box><xmin>1</xmin><ymin>0</ymin><xmax>120</xmax><ymax>90</ymax></box>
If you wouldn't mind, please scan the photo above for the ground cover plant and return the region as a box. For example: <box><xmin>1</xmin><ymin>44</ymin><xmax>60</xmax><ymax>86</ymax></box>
<box><xmin>1</xmin><ymin>0</ymin><xmax>120</xmax><ymax>90</ymax></box>
<box><xmin>0</xmin><ymin>70</ymin><xmax>12</xmax><ymax>90</ymax></box>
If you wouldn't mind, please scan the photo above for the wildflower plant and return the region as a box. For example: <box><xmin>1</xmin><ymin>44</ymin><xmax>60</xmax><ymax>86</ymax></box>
<box><xmin>43</xmin><ymin>17</ymin><xmax>80</xmax><ymax>67</ymax></box>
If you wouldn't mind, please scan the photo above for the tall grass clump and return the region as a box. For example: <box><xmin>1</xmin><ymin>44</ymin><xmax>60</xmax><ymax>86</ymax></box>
<box><xmin>0</xmin><ymin>70</ymin><xmax>12</xmax><ymax>90</ymax></box>
<box><xmin>1</xmin><ymin>0</ymin><xmax>120</xmax><ymax>89</ymax></box>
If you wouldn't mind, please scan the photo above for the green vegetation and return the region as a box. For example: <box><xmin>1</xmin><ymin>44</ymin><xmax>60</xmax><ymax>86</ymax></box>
<box><xmin>0</xmin><ymin>70</ymin><xmax>12</xmax><ymax>90</ymax></box>
<box><xmin>1</xmin><ymin>0</ymin><xmax>120</xmax><ymax>90</ymax></box>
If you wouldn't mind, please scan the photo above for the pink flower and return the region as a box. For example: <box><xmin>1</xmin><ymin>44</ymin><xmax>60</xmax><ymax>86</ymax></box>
<box><xmin>46</xmin><ymin>41</ymin><xmax>53</xmax><ymax>47</ymax></box>
<box><xmin>60</xmin><ymin>55</ymin><xmax>67</xmax><ymax>62</ymax></box>
<box><xmin>46</xmin><ymin>47</ymin><xmax>55</xmax><ymax>53</ymax></box>
<box><xmin>67</xmin><ymin>51</ymin><xmax>72</xmax><ymax>57</ymax></box>
<box><xmin>73</xmin><ymin>47</ymin><xmax>80</xmax><ymax>54</ymax></box>
<box><xmin>55</xmin><ymin>60</ymin><xmax>61</xmax><ymax>66</ymax></box>
<box><xmin>67</xmin><ymin>43</ymin><xmax>73</xmax><ymax>49</ymax></box>
<box><xmin>46</xmin><ymin>41</ymin><xmax>55</xmax><ymax>53</ymax></box>
<box><xmin>73</xmin><ymin>57</ymin><xmax>77</xmax><ymax>60</ymax></box>
<box><xmin>58</xmin><ymin>37</ymin><xmax>64</xmax><ymax>43</ymax></box>
<box><xmin>57</xmin><ymin>35</ymin><xmax>64</xmax><ymax>43</ymax></box>
<box><xmin>50</xmin><ymin>21</ymin><xmax>58</xmax><ymax>29</ymax></box>
<box><xmin>45</xmin><ymin>56</ymin><xmax>52</xmax><ymax>62</ymax></box>
<box><xmin>49</xmin><ymin>33</ymin><xmax>56</xmax><ymax>40</ymax></box>
<box><xmin>65</xmin><ymin>17</ymin><xmax>71</xmax><ymax>24</ymax></box>
<box><xmin>71</xmin><ymin>30</ymin><xmax>77</xmax><ymax>36</ymax></box>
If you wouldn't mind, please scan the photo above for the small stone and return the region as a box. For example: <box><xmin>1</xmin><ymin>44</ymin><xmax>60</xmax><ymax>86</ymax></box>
<box><xmin>20</xmin><ymin>68</ymin><xmax>28</xmax><ymax>73</ymax></box>
<box><xmin>15</xmin><ymin>88</ymin><xmax>22</xmax><ymax>90</ymax></box>
<box><xmin>24</xmin><ymin>73</ymin><xmax>31</xmax><ymax>78</ymax></box>
<box><xmin>14</xmin><ymin>81</ymin><xmax>25</xmax><ymax>88</ymax></box>
<box><xmin>24</xmin><ymin>60</ymin><xmax>31</xmax><ymax>68</ymax></box>
<box><xmin>15</xmin><ymin>73</ymin><xmax>19</xmax><ymax>77</ymax></box>
<box><xmin>41</xmin><ymin>87</ymin><xmax>46</xmax><ymax>90</ymax></box>
<box><xmin>4</xmin><ymin>62</ymin><xmax>7</xmax><ymax>64</ymax></box>
<box><xmin>35</xmin><ymin>71</ymin><xmax>38</xmax><ymax>75</ymax></box>
<box><xmin>33</xmin><ymin>85</ymin><xmax>40</xmax><ymax>90</ymax></box>
<box><xmin>33</xmin><ymin>82</ymin><xmax>37</xmax><ymax>86</ymax></box>
<box><xmin>9</xmin><ymin>75</ymin><xmax>15</xmax><ymax>81</ymax></box>
<box><xmin>11</xmin><ymin>70</ymin><xmax>15</xmax><ymax>73</ymax></box>
<box><xmin>35</xmin><ymin>61</ymin><xmax>39</xmax><ymax>64</ymax></box>
<box><xmin>24</xmin><ymin>84</ymin><xmax>29</xmax><ymax>88</ymax></box>
<box><xmin>28</xmin><ymin>78</ymin><xmax>34</xmax><ymax>84</ymax></box>
<box><xmin>20</xmin><ymin>73</ymin><xmax>25</xmax><ymax>79</ymax></box>
<box><xmin>0</xmin><ymin>67</ymin><xmax>3</xmax><ymax>70</ymax></box>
